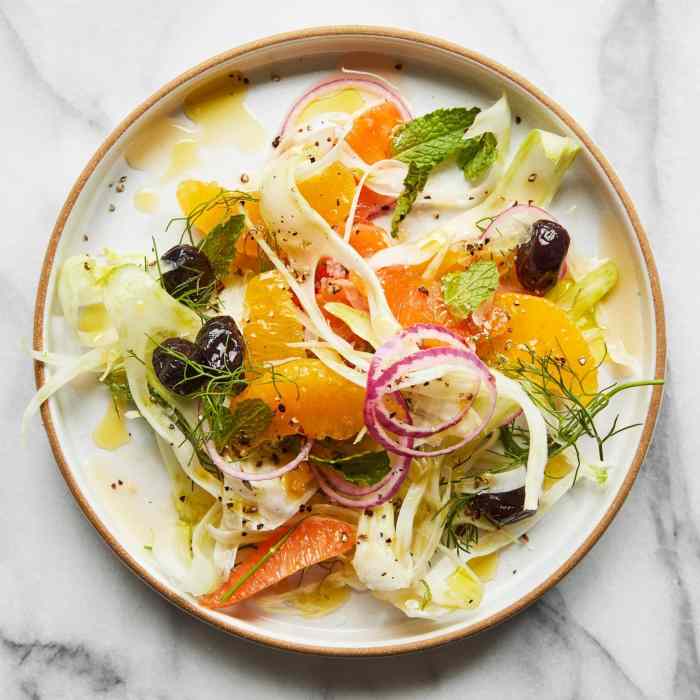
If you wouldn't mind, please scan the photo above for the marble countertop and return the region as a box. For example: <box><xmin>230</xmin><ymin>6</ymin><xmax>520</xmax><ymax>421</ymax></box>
<box><xmin>2</xmin><ymin>1</ymin><xmax>697</xmax><ymax>698</ymax></box>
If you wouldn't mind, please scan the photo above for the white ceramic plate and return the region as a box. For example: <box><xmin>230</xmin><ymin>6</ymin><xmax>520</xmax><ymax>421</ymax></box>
<box><xmin>34</xmin><ymin>27</ymin><xmax>665</xmax><ymax>655</ymax></box>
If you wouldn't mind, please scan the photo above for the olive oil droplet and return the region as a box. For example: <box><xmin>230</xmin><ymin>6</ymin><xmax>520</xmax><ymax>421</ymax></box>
<box><xmin>125</xmin><ymin>119</ymin><xmax>197</xmax><ymax>173</ymax></box>
<box><xmin>184</xmin><ymin>76</ymin><xmax>266</xmax><ymax>153</ymax></box>
<box><xmin>469</xmin><ymin>552</ymin><xmax>500</xmax><ymax>582</ymax></box>
<box><xmin>296</xmin><ymin>88</ymin><xmax>365</xmax><ymax>125</ymax></box>
<box><xmin>133</xmin><ymin>188</ymin><xmax>160</xmax><ymax>214</ymax></box>
<box><xmin>93</xmin><ymin>401</ymin><xmax>130</xmax><ymax>451</ymax></box>
<box><xmin>162</xmin><ymin>139</ymin><xmax>199</xmax><ymax>181</ymax></box>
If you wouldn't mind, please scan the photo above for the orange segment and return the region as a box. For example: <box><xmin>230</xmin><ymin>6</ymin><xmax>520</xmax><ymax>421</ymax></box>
<box><xmin>200</xmin><ymin>516</ymin><xmax>356</xmax><ymax>608</ymax></box>
<box><xmin>346</xmin><ymin>101</ymin><xmax>403</xmax><ymax>164</ymax></box>
<box><xmin>243</xmin><ymin>272</ymin><xmax>306</xmax><ymax>364</ymax></box>
<box><xmin>297</xmin><ymin>161</ymin><xmax>357</xmax><ymax>228</ymax></box>
<box><xmin>233</xmin><ymin>359</ymin><xmax>366</xmax><ymax>441</ymax></box>
<box><xmin>177</xmin><ymin>179</ymin><xmax>229</xmax><ymax>234</ymax></box>
<box><xmin>176</xmin><ymin>179</ymin><xmax>263</xmax><ymax>272</ymax></box>
<box><xmin>481</xmin><ymin>292</ymin><xmax>597</xmax><ymax>395</ymax></box>
<box><xmin>349</xmin><ymin>222</ymin><xmax>390</xmax><ymax>258</ymax></box>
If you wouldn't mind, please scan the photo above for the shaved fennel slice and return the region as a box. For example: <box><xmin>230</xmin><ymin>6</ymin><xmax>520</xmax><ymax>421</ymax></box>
<box><xmin>102</xmin><ymin>265</ymin><xmax>200</xmax><ymax>442</ymax></box>
<box><xmin>565</xmin><ymin>252</ymin><xmax>639</xmax><ymax>375</ymax></box>
<box><xmin>23</xmin><ymin>345</ymin><xmax>118</xmax><ymax>434</ymax></box>
<box><xmin>370</xmin><ymin>461</ymin><xmax>485</xmax><ymax>618</ymax></box>
<box><xmin>305</xmin><ymin>344</ymin><xmax>367</xmax><ymax>387</ymax></box>
<box><xmin>221</xmin><ymin>470</ymin><xmax>317</xmax><ymax>532</ymax></box>
<box><xmin>218</xmin><ymin>273</ymin><xmax>253</xmax><ymax>331</ymax></box>
<box><xmin>369</xmin><ymin>128</ymin><xmax>580</xmax><ymax>273</ymax></box>
<box><xmin>353</xmin><ymin>459</ymin><xmax>449</xmax><ymax>595</ymax></box>
<box><xmin>257</xmin><ymin>148</ymin><xmax>399</xmax><ymax>352</ymax></box>
<box><xmin>323</xmin><ymin>302</ymin><xmax>380</xmax><ymax>348</ymax></box>
<box><xmin>103</xmin><ymin>265</ymin><xmax>222</xmax><ymax>499</ymax></box>
<box><xmin>376</xmin><ymin>551</ymin><xmax>483</xmax><ymax>619</ymax></box>
<box><xmin>353</xmin><ymin>502</ymin><xmax>414</xmax><ymax>590</ymax></box>
<box><xmin>58</xmin><ymin>255</ymin><xmax>118</xmax><ymax>347</ymax></box>
<box><xmin>154</xmin><ymin>503</ymin><xmax>221</xmax><ymax>596</ymax></box>
<box><xmin>364</xmin><ymin>159</ymin><xmax>409</xmax><ymax>198</ymax></box>
<box><xmin>492</xmin><ymin>370</ymin><xmax>548</xmax><ymax>512</ymax></box>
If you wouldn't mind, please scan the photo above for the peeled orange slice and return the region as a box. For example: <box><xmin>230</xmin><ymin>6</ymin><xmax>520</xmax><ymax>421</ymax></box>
<box><xmin>297</xmin><ymin>161</ymin><xmax>357</xmax><ymax>228</ymax></box>
<box><xmin>482</xmin><ymin>292</ymin><xmax>597</xmax><ymax>396</ymax></box>
<box><xmin>233</xmin><ymin>359</ymin><xmax>365</xmax><ymax>441</ymax></box>
<box><xmin>176</xmin><ymin>179</ymin><xmax>262</xmax><ymax>272</ymax></box>
<box><xmin>243</xmin><ymin>272</ymin><xmax>306</xmax><ymax>364</ymax></box>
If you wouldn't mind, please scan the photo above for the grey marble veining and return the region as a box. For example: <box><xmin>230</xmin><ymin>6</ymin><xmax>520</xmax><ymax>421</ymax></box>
<box><xmin>2</xmin><ymin>0</ymin><xmax>698</xmax><ymax>697</ymax></box>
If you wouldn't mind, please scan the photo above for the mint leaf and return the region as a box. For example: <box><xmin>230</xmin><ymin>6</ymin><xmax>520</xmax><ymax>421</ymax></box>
<box><xmin>200</xmin><ymin>214</ymin><xmax>245</xmax><ymax>279</ymax></box>
<box><xmin>457</xmin><ymin>132</ymin><xmax>498</xmax><ymax>183</ymax></box>
<box><xmin>391</xmin><ymin>163</ymin><xmax>428</xmax><ymax>236</ymax></box>
<box><xmin>392</xmin><ymin>108</ymin><xmax>480</xmax><ymax>170</ymax></box>
<box><xmin>310</xmin><ymin>450</ymin><xmax>390</xmax><ymax>486</ymax></box>
<box><xmin>389</xmin><ymin>107</ymin><xmax>480</xmax><ymax>236</ymax></box>
<box><xmin>217</xmin><ymin>398</ymin><xmax>272</xmax><ymax>449</ymax></box>
<box><xmin>441</xmin><ymin>261</ymin><xmax>499</xmax><ymax>318</ymax></box>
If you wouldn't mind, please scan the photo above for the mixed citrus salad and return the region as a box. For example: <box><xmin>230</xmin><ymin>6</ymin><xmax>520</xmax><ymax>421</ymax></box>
<box><xmin>28</xmin><ymin>72</ymin><xmax>660</xmax><ymax>619</ymax></box>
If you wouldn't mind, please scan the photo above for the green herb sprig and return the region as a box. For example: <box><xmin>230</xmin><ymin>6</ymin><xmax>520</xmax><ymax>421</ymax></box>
<box><xmin>497</xmin><ymin>348</ymin><xmax>663</xmax><ymax>466</ymax></box>
<box><xmin>440</xmin><ymin>493</ymin><xmax>480</xmax><ymax>555</ymax></box>
<box><xmin>390</xmin><ymin>107</ymin><xmax>498</xmax><ymax>235</ymax></box>
<box><xmin>166</xmin><ymin>188</ymin><xmax>256</xmax><ymax>246</ymax></box>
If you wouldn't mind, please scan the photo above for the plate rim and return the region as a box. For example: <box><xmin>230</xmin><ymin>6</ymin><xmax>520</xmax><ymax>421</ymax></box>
<box><xmin>32</xmin><ymin>25</ymin><xmax>667</xmax><ymax>657</ymax></box>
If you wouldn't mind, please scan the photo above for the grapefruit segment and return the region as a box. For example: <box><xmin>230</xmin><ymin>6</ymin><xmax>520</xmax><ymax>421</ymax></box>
<box><xmin>200</xmin><ymin>516</ymin><xmax>356</xmax><ymax>608</ymax></box>
<box><xmin>346</xmin><ymin>101</ymin><xmax>403</xmax><ymax>164</ymax></box>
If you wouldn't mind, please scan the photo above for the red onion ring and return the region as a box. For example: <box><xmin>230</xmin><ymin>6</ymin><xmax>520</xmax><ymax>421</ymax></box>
<box><xmin>309</xmin><ymin>455</ymin><xmax>411</xmax><ymax>508</ymax></box>
<box><xmin>317</xmin><ymin>461</ymin><xmax>397</xmax><ymax>497</ymax></box>
<box><xmin>370</xmin><ymin>347</ymin><xmax>482</xmax><ymax>438</ymax></box>
<box><xmin>279</xmin><ymin>75</ymin><xmax>412</xmax><ymax>139</ymax></box>
<box><xmin>308</xmin><ymin>392</ymin><xmax>414</xmax><ymax>507</ymax></box>
<box><xmin>363</xmin><ymin>325</ymin><xmax>497</xmax><ymax>458</ymax></box>
<box><xmin>205</xmin><ymin>438</ymin><xmax>313</xmax><ymax>482</ymax></box>
<box><xmin>369</xmin><ymin>323</ymin><xmax>470</xmax><ymax>381</ymax></box>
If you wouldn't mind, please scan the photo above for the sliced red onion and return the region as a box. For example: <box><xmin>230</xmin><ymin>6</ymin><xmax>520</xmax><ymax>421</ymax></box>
<box><xmin>205</xmin><ymin>435</ymin><xmax>313</xmax><ymax>482</ymax></box>
<box><xmin>370</xmin><ymin>347</ymin><xmax>482</xmax><ymax>438</ymax></box>
<box><xmin>369</xmin><ymin>323</ymin><xmax>470</xmax><ymax>382</ymax></box>
<box><xmin>307</xmin><ymin>390</ymin><xmax>414</xmax><ymax>508</ymax></box>
<box><xmin>309</xmin><ymin>455</ymin><xmax>411</xmax><ymax>508</ymax></box>
<box><xmin>483</xmin><ymin>203</ymin><xmax>557</xmax><ymax>254</ymax></box>
<box><xmin>317</xmin><ymin>462</ymin><xmax>396</xmax><ymax>497</ymax></box>
<box><xmin>279</xmin><ymin>75</ymin><xmax>412</xmax><ymax>139</ymax></box>
<box><xmin>363</xmin><ymin>325</ymin><xmax>497</xmax><ymax>458</ymax></box>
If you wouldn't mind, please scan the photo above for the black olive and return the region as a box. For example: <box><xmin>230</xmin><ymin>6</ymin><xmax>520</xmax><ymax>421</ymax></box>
<box><xmin>152</xmin><ymin>338</ymin><xmax>205</xmax><ymax>396</ymax></box>
<box><xmin>160</xmin><ymin>244</ymin><xmax>215</xmax><ymax>302</ymax></box>
<box><xmin>196</xmin><ymin>316</ymin><xmax>245</xmax><ymax>375</ymax></box>
<box><xmin>515</xmin><ymin>219</ymin><xmax>570</xmax><ymax>294</ymax></box>
<box><xmin>470</xmin><ymin>487</ymin><xmax>533</xmax><ymax>525</ymax></box>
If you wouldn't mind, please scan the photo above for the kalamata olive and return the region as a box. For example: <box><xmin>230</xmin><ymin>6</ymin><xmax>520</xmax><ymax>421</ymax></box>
<box><xmin>515</xmin><ymin>219</ymin><xmax>570</xmax><ymax>294</ymax></box>
<box><xmin>160</xmin><ymin>244</ymin><xmax>215</xmax><ymax>302</ymax></box>
<box><xmin>470</xmin><ymin>487</ymin><xmax>533</xmax><ymax>525</ymax></box>
<box><xmin>195</xmin><ymin>316</ymin><xmax>245</xmax><ymax>375</ymax></box>
<box><xmin>152</xmin><ymin>338</ymin><xmax>205</xmax><ymax>396</ymax></box>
